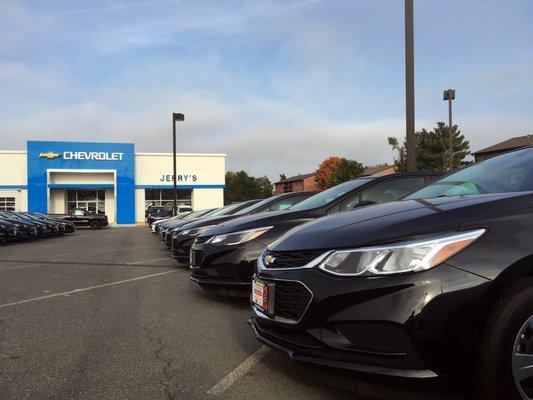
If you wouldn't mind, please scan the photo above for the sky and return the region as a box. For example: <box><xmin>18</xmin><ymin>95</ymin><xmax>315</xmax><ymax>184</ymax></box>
<box><xmin>1</xmin><ymin>0</ymin><xmax>532</xmax><ymax>181</ymax></box>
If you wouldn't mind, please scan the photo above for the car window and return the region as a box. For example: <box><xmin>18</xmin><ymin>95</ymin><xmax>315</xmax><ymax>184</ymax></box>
<box><xmin>73</xmin><ymin>209</ymin><xmax>86</xmax><ymax>216</ymax></box>
<box><xmin>268</xmin><ymin>195</ymin><xmax>309</xmax><ymax>211</ymax></box>
<box><xmin>289</xmin><ymin>178</ymin><xmax>373</xmax><ymax>211</ymax></box>
<box><xmin>406</xmin><ymin>148</ymin><xmax>533</xmax><ymax>199</ymax></box>
<box><xmin>340</xmin><ymin>177</ymin><xmax>426</xmax><ymax>211</ymax></box>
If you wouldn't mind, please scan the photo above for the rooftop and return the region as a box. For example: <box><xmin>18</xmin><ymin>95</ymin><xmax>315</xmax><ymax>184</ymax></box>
<box><xmin>275</xmin><ymin>172</ymin><xmax>315</xmax><ymax>184</ymax></box>
<box><xmin>473</xmin><ymin>135</ymin><xmax>533</xmax><ymax>155</ymax></box>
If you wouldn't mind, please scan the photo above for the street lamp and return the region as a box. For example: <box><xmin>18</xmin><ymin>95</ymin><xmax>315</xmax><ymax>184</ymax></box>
<box><xmin>405</xmin><ymin>0</ymin><xmax>416</xmax><ymax>171</ymax></box>
<box><xmin>443</xmin><ymin>89</ymin><xmax>455</xmax><ymax>171</ymax></box>
<box><xmin>172</xmin><ymin>112</ymin><xmax>185</xmax><ymax>216</ymax></box>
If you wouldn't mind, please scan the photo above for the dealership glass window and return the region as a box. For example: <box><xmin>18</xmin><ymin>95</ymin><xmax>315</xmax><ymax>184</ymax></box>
<box><xmin>0</xmin><ymin>197</ymin><xmax>16</xmax><ymax>211</ymax></box>
<box><xmin>67</xmin><ymin>189</ymin><xmax>105</xmax><ymax>214</ymax></box>
<box><xmin>144</xmin><ymin>189</ymin><xmax>192</xmax><ymax>208</ymax></box>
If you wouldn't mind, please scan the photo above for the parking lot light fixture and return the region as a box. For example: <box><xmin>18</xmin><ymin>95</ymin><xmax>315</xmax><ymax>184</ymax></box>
<box><xmin>172</xmin><ymin>113</ymin><xmax>185</xmax><ymax>216</ymax></box>
<box><xmin>443</xmin><ymin>89</ymin><xmax>455</xmax><ymax>171</ymax></box>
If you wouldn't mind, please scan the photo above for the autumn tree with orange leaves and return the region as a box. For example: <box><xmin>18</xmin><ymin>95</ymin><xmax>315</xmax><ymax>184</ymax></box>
<box><xmin>315</xmin><ymin>157</ymin><xmax>341</xmax><ymax>190</ymax></box>
<box><xmin>315</xmin><ymin>156</ymin><xmax>365</xmax><ymax>190</ymax></box>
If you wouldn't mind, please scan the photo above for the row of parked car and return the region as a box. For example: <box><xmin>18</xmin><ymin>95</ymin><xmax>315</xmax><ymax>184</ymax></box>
<box><xmin>0</xmin><ymin>211</ymin><xmax>76</xmax><ymax>241</ymax></box>
<box><xmin>150</xmin><ymin>147</ymin><xmax>533</xmax><ymax>400</ymax></box>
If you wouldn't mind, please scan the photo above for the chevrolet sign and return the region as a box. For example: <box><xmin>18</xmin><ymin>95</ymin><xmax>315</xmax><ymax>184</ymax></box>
<box><xmin>63</xmin><ymin>151</ymin><xmax>124</xmax><ymax>161</ymax></box>
<box><xmin>39</xmin><ymin>151</ymin><xmax>124</xmax><ymax>161</ymax></box>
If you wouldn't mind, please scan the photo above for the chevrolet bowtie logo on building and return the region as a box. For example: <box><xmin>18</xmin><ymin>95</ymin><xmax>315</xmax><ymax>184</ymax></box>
<box><xmin>39</xmin><ymin>151</ymin><xmax>61</xmax><ymax>159</ymax></box>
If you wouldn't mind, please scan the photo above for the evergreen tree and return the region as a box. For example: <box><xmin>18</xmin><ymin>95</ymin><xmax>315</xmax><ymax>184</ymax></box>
<box><xmin>388</xmin><ymin>122</ymin><xmax>471</xmax><ymax>172</ymax></box>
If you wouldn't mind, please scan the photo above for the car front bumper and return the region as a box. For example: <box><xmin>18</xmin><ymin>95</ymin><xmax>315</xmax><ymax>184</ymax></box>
<box><xmin>251</xmin><ymin>261</ymin><xmax>493</xmax><ymax>379</ymax></box>
<box><xmin>189</xmin><ymin>240</ymin><xmax>266</xmax><ymax>293</ymax></box>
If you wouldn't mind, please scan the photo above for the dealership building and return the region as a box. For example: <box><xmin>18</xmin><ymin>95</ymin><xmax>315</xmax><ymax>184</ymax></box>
<box><xmin>0</xmin><ymin>141</ymin><xmax>226</xmax><ymax>224</ymax></box>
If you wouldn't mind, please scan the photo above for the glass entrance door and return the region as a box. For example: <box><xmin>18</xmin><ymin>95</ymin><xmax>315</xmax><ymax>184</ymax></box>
<box><xmin>67</xmin><ymin>190</ymin><xmax>106</xmax><ymax>214</ymax></box>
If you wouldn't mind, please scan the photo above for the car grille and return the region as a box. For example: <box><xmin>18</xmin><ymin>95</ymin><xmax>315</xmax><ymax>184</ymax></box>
<box><xmin>272</xmin><ymin>280</ymin><xmax>312</xmax><ymax>322</ymax></box>
<box><xmin>195</xmin><ymin>236</ymin><xmax>211</xmax><ymax>245</ymax></box>
<box><xmin>191</xmin><ymin>249</ymin><xmax>204</xmax><ymax>267</ymax></box>
<box><xmin>262</xmin><ymin>249</ymin><xmax>324</xmax><ymax>269</ymax></box>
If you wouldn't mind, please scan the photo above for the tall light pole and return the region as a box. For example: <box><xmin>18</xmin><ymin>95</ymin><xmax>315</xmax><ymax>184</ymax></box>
<box><xmin>443</xmin><ymin>89</ymin><xmax>455</xmax><ymax>171</ymax></box>
<box><xmin>405</xmin><ymin>0</ymin><xmax>416</xmax><ymax>171</ymax></box>
<box><xmin>172</xmin><ymin>112</ymin><xmax>185</xmax><ymax>216</ymax></box>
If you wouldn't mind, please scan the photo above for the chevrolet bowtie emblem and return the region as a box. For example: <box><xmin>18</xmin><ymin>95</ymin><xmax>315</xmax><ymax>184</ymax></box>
<box><xmin>39</xmin><ymin>152</ymin><xmax>61</xmax><ymax>159</ymax></box>
<box><xmin>264</xmin><ymin>254</ymin><xmax>276</xmax><ymax>266</ymax></box>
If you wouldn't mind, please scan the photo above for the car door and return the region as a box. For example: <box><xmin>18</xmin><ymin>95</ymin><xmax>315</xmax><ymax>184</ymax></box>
<box><xmin>69</xmin><ymin>209</ymin><xmax>91</xmax><ymax>226</ymax></box>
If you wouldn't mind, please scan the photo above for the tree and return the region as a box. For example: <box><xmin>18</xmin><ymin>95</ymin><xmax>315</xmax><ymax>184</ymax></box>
<box><xmin>328</xmin><ymin>158</ymin><xmax>365</xmax><ymax>188</ymax></box>
<box><xmin>224</xmin><ymin>171</ymin><xmax>273</xmax><ymax>204</ymax></box>
<box><xmin>315</xmin><ymin>156</ymin><xmax>341</xmax><ymax>190</ymax></box>
<box><xmin>278</xmin><ymin>173</ymin><xmax>287</xmax><ymax>182</ymax></box>
<box><xmin>315</xmin><ymin>156</ymin><xmax>364</xmax><ymax>190</ymax></box>
<box><xmin>388</xmin><ymin>122</ymin><xmax>470</xmax><ymax>172</ymax></box>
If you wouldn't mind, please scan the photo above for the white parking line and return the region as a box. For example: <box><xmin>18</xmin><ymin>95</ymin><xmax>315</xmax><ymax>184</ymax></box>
<box><xmin>0</xmin><ymin>263</ymin><xmax>43</xmax><ymax>271</ymax></box>
<box><xmin>126</xmin><ymin>257</ymin><xmax>173</xmax><ymax>265</ymax></box>
<box><xmin>0</xmin><ymin>270</ymin><xmax>178</xmax><ymax>309</ymax></box>
<box><xmin>207</xmin><ymin>346</ymin><xmax>270</xmax><ymax>395</ymax></box>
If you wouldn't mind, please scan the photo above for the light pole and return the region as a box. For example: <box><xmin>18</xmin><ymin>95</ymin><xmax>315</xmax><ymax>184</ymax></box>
<box><xmin>443</xmin><ymin>89</ymin><xmax>455</xmax><ymax>171</ymax></box>
<box><xmin>172</xmin><ymin>112</ymin><xmax>185</xmax><ymax>216</ymax></box>
<box><xmin>405</xmin><ymin>0</ymin><xmax>416</xmax><ymax>171</ymax></box>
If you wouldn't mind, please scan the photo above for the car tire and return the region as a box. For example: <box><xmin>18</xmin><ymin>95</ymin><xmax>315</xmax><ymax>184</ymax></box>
<box><xmin>477</xmin><ymin>278</ymin><xmax>533</xmax><ymax>400</ymax></box>
<box><xmin>90</xmin><ymin>221</ymin><xmax>101</xmax><ymax>230</ymax></box>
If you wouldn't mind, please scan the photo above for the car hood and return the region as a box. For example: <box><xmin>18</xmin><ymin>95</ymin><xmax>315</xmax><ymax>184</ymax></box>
<box><xmin>177</xmin><ymin>214</ymin><xmax>242</xmax><ymax>230</ymax></box>
<box><xmin>269</xmin><ymin>192</ymin><xmax>533</xmax><ymax>252</ymax></box>
<box><xmin>198</xmin><ymin>209</ymin><xmax>312</xmax><ymax>236</ymax></box>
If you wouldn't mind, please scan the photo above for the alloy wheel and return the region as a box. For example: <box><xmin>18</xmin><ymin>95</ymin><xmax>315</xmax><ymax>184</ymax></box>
<box><xmin>513</xmin><ymin>315</ymin><xmax>533</xmax><ymax>399</ymax></box>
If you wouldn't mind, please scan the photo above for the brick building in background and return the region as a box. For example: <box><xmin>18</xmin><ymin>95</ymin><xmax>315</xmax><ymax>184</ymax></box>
<box><xmin>274</xmin><ymin>164</ymin><xmax>397</xmax><ymax>194</ymax></box>
<box><xmin>274</xmin><ymin>173</ymin><xmax>317</xmax><ymax>194</ymax></box>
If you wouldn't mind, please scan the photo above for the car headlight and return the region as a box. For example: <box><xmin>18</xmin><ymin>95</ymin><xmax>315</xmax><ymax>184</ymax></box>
<box><xmin>318</xmin><ymin>229</ymin><xmax>486</xmax><ymax>276</ymax></box>
<box><xmin>179</xmin><ymin>225</ymin><xmax>216</xmax><ymax>237</ymax></box>
<box><xmin>208</xmin><ymin>226</ymin><xmax>273</xmax><ymax>246</ymax></box>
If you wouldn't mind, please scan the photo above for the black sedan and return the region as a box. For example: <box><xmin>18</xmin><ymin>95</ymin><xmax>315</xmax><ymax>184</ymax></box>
<box><xmin>250</xmin><ymin>146</ymin><xmax>533</xmax><ymax>400</ymax></box>
<box><xmin>190</xmin><ymin>172</ymin><xmax>441</xmax><ymax>296</ymax></box>
<box><xmin>171</xmin><ymin>191</ymin><xmax>316</xmax><ymax>266</ymax></box>
<box><xmin>160</xmin><ymin>200</ymin><xmax>261</xmax><ymax>247</ymax></box>
<box><xmin>0</xmin><ymin>219</ymin><xmax>17</xmax><ymax>242</ymax></box>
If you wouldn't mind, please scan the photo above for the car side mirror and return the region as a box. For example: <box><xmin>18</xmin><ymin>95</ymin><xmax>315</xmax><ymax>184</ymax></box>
<box><xmin>352</xmin><ymin>200</ymin><xmax>377</xmax><ymax>208</ymax></box>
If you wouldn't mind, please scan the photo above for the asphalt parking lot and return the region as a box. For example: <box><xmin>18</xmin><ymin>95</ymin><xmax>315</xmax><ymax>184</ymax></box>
<box><xmin>0</xmin><ymin>228</ymin><xmax>467</xmax><ymax>400</ymax></box>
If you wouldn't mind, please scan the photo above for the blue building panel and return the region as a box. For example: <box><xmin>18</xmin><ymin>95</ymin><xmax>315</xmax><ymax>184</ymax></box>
<box><xmin>27</xmin><ymin>141</ymin><xmax>136</xmax><ymax>224</ymax></box>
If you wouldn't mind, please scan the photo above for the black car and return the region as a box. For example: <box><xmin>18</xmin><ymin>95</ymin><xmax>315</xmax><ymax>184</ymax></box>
<box><xmin>160</xmin><ymin>200</ymin><xmax>262</xmax><ymax>247</ymax></box>
<box><xmin>0</xmin><ymin>212</ymin><xmax>38</xmax><ymax>240</ymax></box>
<box><xmin>190</xmin><ymin>172</ymin><xmax>441</xmax><ymax>295</ymax></box>
<box><xmin>29</xmin><ymin>212</ymin><xmax>76</xmax><ymax>234</ymax></box>
<box><xmin>250</xmin><ymin>147</ymin><xmax>533</xmax><ymax>400</ymax></box>
<box><xmin>53</xmin><ymin>208</ymin><xmax>109</xmax><ymax>229</ymax></box>
<box><xmin>157</xmin><ymin>208</ymin><xmax>225</xmax><ymax>242</ymax></box>
<box><xmin>171</xmin><ymin>192</ymin><xmax>316</xmax><ymax>266</ymax></box>
<box><xmin>0</xmin><ymin>218</ymin><xmax>17</xmax><ymax>242</ymax></box>
<box><xmin>146</xmin><ymin>206</ymin><xmax>171</xmax><ymax>224</ymax></box>
<box><xmin>0</xmin><ymin>211</ymin><xmax>46</xmax><ymax>239</ymax></box>
<box><xmin>16</xmin><ymin>212</ymin><xmax>66</xmax><ymax>236</ymax></box>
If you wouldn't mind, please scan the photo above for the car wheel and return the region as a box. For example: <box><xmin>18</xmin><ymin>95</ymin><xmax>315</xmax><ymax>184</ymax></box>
<box><xmin>90</xmin><ymin>221</ymin><xmax>101</xmax><ymax>230</ymax></box>
<box><xmin>477</xmin><ymin>278</ymin><xmax>533</xmax><ymax>400</ymax></box>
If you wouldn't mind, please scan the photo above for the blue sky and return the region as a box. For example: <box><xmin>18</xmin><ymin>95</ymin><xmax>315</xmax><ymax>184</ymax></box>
<box><xmin>1</xmin><ymin>0</ymin><xmax>532</xmax><ymax>180</ymax></box>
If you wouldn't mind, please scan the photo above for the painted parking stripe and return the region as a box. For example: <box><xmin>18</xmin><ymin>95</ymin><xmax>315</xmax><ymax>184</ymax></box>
<box><xmin>207</xmin><ymin>346</ymin><xmax>270</xmax><ymax>395</ymax></box>
<box><xmin>0</xmin><ymin>270</ymin><xmax>178</xmax><ymax>309</ymax></box>
<box><xmin>0</xmin><ymin>263</ymin><xmax>43</xmax><ymax>271</ymax></box>
<box><xmin>126</xmin><ymin>257</ymin><xmax>173</xmax><ymax>265</ymax></box>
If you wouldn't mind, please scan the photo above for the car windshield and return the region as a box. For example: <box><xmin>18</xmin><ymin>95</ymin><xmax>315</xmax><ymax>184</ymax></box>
<box><xmin>289</xmin><ymin>178</ymin><xmax>373</xmax><ymax>211</ymax></box>
<box><xmin>150</xmin><ymin>207</ymin><xmax>167</xmax><ymax>213</ymax></box>
<box><xmin>205</xmin><ymin>202</ymin><xmax>247</xmax><ymax>217</ymax></box>
<box><xmin>406</xmin><ymin>147</ymin><xmax>533</xmax><ymax>199</ymax></box>
<box><xmin>234</xmin><ymin>195</ymin><xmax>281</xmax><ymax>215</ymax></box>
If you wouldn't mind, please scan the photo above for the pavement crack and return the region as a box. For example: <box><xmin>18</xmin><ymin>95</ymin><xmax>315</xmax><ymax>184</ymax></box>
<box><xmin>140</xmin><ymin>316</ymin><xmax>177</xmax><ymax>400</ymax></box>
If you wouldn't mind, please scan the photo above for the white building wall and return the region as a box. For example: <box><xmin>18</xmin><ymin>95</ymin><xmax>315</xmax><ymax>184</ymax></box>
<box><xmin>105</xmin><ymin>189</ymin><xmax>116</xmax><ymax>224</ymax></box>
<box><xmin>49</xmin><ymin>190</ymin><xmax>66</xmax><ymax>214</ymax></box>
<box><xmin>192</xmin><ymin>188</ymin><xmax>224</xmax><ymax>210</ymax></box>
<box><xmin>0</xmin><ymin>151</ymin><xmax>28</xmax><ymax>211</ymax></box>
